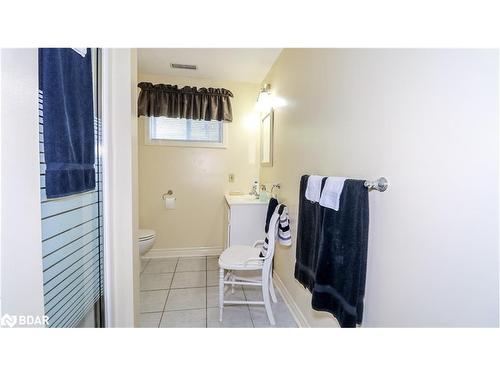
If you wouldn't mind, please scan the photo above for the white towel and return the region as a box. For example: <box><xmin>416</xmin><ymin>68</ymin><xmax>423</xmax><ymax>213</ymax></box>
<box><xmin>261</xmin><ymin>204</ymin><xmax>292</xmax><ymax>256</ymax></box>
<box><xmin>71</xmin><ymin>48</ymin><xmax>87</xmax><ymax>58</ymax></box>
<box><xmin>277</xmin><ymin>205</ymin><xmax>292</xmax><ymax>246</ymax></box>
<box><xmin>305</xmin><ymin>175</ymin><xmax>324</xmax><ymax>203</ymax></box>
<box><xmin>319</xmin><ymin>176</ymin><xmax>347</xmax><ymax>211</ymax></box>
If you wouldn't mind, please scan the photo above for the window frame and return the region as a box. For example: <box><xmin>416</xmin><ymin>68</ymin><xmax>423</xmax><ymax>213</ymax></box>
<box><xmin>144</xmin><ymin>117</ymin><xmax>228</xmax><ymax>149</ymax></box>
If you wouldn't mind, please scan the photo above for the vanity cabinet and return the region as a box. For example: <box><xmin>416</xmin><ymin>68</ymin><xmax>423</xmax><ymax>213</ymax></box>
<box><xmin>223</xmin><ymin>194</ymin><xmax>269</xmax><ymax>248</ymax></box>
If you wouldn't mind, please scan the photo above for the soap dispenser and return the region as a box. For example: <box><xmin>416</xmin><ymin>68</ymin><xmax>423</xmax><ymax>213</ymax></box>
<box><xmin>259</xmin><ymin>184</ymin><xmax>269</xmax><ymax>202</ymax></box>
<box><xmin>250</xmin><ymin>179</ymin><xmax>260</xmax><ymax>199</ymax></box>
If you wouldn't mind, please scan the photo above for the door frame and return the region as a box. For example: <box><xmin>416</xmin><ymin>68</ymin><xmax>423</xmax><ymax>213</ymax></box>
<box><xmin>0</xmin><ymin>49</ymin><xmax>45</xmax><ymax>324</ymax></box>
<box><xmin>101</xmin><ymin>48</ymin><xmax>139</xmax><ymax>327</ymax></box>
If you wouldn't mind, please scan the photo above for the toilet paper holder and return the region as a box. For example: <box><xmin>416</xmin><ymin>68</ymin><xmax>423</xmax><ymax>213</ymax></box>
<box><xmin>162</xmin><ymin>190</ymin><xmax>173</xmax><ymax>200</ymax></box>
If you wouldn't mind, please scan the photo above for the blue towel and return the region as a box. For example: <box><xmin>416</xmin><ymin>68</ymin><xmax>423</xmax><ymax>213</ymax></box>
<box><xmin>39</xmin><ymin>48</ymin><xmax>95</xmax><ymax>199</ymax></box>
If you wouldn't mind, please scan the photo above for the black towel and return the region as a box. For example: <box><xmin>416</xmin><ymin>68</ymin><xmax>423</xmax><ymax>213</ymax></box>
<box><xmin>294</xmin><ymin>175</ymin><xmax>328</xmax><ymax>292</ymax></box>
<box><xmin>311</xmin><ymin>179</ymin><xmax>369</xmax><ymax>328</ymax></box>
<box><xmin>264</xmin><ymin>197</ymin><xmax>279</xmax><ymax>233</ymax></box>
<box><xmin>39</xmin><ymin>48</ymin><xmax>96</xmax><ymax>199</ymax></box>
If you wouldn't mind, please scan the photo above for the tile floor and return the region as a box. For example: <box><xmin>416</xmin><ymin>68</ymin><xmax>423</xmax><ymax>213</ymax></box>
<box><xmin>139</xmin><ymin>256</ymin><xmax>298</xmax><ymax>328</ymax></box>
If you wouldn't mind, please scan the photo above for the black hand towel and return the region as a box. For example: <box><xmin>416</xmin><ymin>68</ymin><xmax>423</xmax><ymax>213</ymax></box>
<box><xmin>311</xmin><ymin>179</ymin><xmax>369</xmax><ymax>328</ymax></box>
<box><xmin>39</xmin><ymin>48</ymin><xmax>95</xmax><ymax>199</ymax></box>
<box><xmin>294</xmin><ymin>175</ymin><xmax>328</xmax><ymax>292</ymax></box>
<box><xmin>261</xmin><ymin>198</ymin><xmax>279</xmax><ymax>257</ymax></box>
<box><xmin>264</xmin><ymin>197</ymin><xmax>279</xmax><ymax>233</ymax></box>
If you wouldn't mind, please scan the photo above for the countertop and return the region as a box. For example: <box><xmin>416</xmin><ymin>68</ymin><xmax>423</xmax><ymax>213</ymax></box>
<box><xmin>224</xmin><ymin>193</ymin><xmax>270</xmax><ymax>206</ymax></box>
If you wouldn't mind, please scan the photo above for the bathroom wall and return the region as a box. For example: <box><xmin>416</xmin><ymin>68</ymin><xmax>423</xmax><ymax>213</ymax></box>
<box><xmin>138</xmin><ymin>73</ymin><xmax>260</xmax><ymax>250</ymax></box>
<box><xmin>260</xmin><ymin>49</ymin><xmax>499</xmax><ymax>327</ymax></box>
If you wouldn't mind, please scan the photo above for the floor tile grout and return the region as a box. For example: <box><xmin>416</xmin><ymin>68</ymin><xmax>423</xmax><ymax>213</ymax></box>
<box><xmin>143</xmin><ymin>270</ymin><xmax>216</xmax><ymax>274</ymax></box>
<box><xmin>241</xmin><ymin>286</ymin><xmax>255</xmax><ymax>328</ymax></box>
<box><xmin>141</xmin><ymin>286</ymin><xmax>206</xmax><ymax>292</ymax></box>
<box><xmin>174</xmin><ymin>269</ymin><xmax>212</xmax><ymax>273</ymax></box>
<box><xmin>142</xmin><ymin>285</ymin><xmax>254</xmax><ymax>297</ymax></box>
<box><xmin>157</xmin><ymin>257</ymin><xmax>179</xmax><ymax>327</ymax></box>
<box><xmin>140</xmin><ymin>259</ymin><xmax>150</xmax><ymax>276</ymax></box>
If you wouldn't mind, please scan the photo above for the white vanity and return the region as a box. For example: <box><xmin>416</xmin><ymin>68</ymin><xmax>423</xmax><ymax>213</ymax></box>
<box><xmin>223</xmin><ymin>194</ymin><xmax>269</xmax><ymax>248</ymax></box>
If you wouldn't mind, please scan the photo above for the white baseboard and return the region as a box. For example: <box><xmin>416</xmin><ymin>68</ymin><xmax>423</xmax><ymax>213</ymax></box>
<box><xmin>273</xmin><ymin>272</ymin><xmax>310</xmax><ymax>328</ymax></box>
<box><xmin>142</xmin><ymin>246</ymin><xmax>223</xmax><ymax>259</ymax></box>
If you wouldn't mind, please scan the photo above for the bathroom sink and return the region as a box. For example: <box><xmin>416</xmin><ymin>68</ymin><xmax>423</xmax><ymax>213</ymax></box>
<box><xmin>225</xmin><ymin>193</ymin><xmax>269</xmax><ymax>206</ymax></box>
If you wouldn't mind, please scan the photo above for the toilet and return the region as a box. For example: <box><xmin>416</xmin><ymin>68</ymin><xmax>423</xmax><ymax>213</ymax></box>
<box><xmin>138</xmin><ymin>229</ymin><xmax>156</xmax><ymax>255</ymax></box>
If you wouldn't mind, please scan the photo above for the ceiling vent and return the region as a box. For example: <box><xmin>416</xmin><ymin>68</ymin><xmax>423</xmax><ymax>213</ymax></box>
<box><xmin>170</xmin><ymin>63</ymin><xmax>197</xmax><ymax>70</ymax></box>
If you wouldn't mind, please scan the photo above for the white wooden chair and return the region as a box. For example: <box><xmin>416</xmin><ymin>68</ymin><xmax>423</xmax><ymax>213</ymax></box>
<box><xmin>218</xmin><ymin>211</ymin><xmax>280</xmax><ymax>325</ymax></box>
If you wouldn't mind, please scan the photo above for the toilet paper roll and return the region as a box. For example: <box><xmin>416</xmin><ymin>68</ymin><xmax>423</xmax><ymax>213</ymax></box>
<box><xmin>164</xmin><ymin>197</ymin><xmax>176</xmax><ymax>209</ymax></box>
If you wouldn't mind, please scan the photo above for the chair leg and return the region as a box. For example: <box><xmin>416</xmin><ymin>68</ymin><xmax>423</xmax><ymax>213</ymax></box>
<box><xmin>269</xmin><ymin>275</ymin><xmax>278</xmax><ymax>303</ymax></box>
<box><xmin>224</xmin><ymin>271</ymin><xmax>230</xmax><ymax>293</ymax></box>
<box><xmin>219</xmin><ymin>267</ymin><xmax>224</xmax><ymax>322</ymax></box>
<box><xmin>231</xmin><ymin>273</ymin><xmax>235</xmax><ymax>294</ymax></box>
<box><xmin>262</xmin><ymin>267</ymin><xmax>276</xmax><ymax>326</ymax></box>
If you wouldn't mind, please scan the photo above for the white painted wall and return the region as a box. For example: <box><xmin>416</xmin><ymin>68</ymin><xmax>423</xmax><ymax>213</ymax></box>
<box><xmin>103</xmin><ymin>48</ymin><xmax>139</xmax><ymax>327</ymax></box>
<box><xmin>260</xmin><ymin>49</ymin><xmax>499</xmax><ymax>327</ymax></box>
<box><xmin>0</xmin><ymin>49</ymin><xmax>45</xmax><ymax>325</ymax></box>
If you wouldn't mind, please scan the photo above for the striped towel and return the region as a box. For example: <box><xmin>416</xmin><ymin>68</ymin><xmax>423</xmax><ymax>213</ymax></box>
<box><xmin>261</xmin><ymin>204</ymin><xmax>292</xmax><ymax>257</ymax></box>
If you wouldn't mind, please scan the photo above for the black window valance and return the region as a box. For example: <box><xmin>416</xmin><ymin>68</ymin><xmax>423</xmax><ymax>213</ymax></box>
<box><xmin>137</xmin><ymin>82</ymin><xmax>233</xmax><ymax>122</ymax></box>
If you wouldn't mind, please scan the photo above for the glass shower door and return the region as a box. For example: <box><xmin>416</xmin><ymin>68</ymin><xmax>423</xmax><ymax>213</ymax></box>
<box><xmin>39</xmin><ymin>48</ymin><xmax>105</xmax><ymax>328</ymax></box>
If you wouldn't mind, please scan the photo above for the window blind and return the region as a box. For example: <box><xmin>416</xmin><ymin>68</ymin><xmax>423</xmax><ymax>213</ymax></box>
<box><xmin>150</xmin><ymin>117</ymin><xmax>223</xmax><ymax>143</ymax></box>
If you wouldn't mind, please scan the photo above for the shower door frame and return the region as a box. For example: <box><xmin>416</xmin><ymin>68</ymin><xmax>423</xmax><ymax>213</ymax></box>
<box><xmin>95</xmin><ymin>47</ymin><xmax>105</xmax><ymax>328</ymax></box>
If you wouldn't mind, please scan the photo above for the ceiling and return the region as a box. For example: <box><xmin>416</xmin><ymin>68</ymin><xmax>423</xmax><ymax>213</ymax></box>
<box><xmin>138</xmin><ymin>48</ymin><xmax>282</xmax><ymax>84</ymax></box>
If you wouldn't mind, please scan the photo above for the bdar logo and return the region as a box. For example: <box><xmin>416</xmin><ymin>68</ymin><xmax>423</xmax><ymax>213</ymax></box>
<box><xmin>0</xmin><ymin>314</ymin><xmax>17</xmax><ymax>328</ymax></box>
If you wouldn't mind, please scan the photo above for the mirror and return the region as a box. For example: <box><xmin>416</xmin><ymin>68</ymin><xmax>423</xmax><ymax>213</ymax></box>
<box><xmin>260</xmin><ymin>110</ymin><xmax>274</xmax><ymax>166</ymax></box>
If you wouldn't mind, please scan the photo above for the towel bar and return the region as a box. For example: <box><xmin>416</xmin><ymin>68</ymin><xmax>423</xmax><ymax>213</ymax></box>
<box><xmin>364</xmin><ymin>177</ymin><xmax>388</xmax><ymax>192</ymax></box>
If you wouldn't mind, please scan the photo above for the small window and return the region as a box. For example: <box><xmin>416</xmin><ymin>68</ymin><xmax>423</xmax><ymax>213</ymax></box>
<box><xmin>146</xmin><ymin>117</ymin><xmax>226</xmax><ymax>148</ymax></box>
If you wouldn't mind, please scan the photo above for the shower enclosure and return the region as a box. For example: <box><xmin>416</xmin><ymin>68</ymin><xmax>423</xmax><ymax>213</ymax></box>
<box><xmin>39</xmin><ymin>48</ymin><xmax>105</xmax><ymax>328</ymax></box>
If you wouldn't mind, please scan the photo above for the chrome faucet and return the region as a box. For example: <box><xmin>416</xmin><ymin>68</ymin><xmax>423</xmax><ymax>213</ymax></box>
<box><xmin>249</xmin><ymin>185</ymin><xmax>259</xmax><ymax>198</ymax></box>
<box><xmin>249</xmin><ymin>181</ymin><xmax>260</xmax><ymax>199</ymax></box>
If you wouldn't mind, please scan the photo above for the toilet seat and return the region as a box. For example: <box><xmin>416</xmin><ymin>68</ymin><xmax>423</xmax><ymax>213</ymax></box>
<box><xmin>138</xmin><ymin>229</ymin><xmax>156</xmax><ymax>256</ymax></box>
<box><xmin>139</xmin><ymin>229</ymin><xmax>156</xmax><ymax>242</ymax></box>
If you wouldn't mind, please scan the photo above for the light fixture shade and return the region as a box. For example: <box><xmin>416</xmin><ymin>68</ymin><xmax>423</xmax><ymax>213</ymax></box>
<box><xmin>256</xmin><ymin>84</ymin><xmax>272</xmax><ymax>112</ymax></box>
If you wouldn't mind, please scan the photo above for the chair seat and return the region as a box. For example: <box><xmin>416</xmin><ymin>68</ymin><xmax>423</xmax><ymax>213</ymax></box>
<box><xmin>218</xmin><ymin>245</ymin><xmax>264</xmax><ymax>270</ymax></box>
